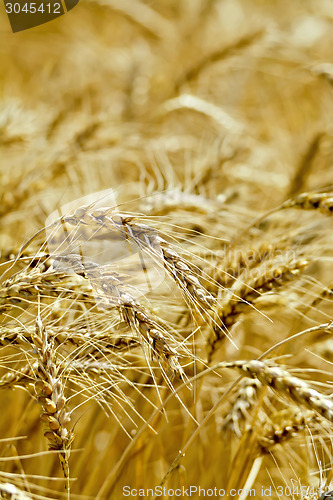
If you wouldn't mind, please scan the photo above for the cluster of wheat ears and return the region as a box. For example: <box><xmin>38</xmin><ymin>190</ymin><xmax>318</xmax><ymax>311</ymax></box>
<box><xmin>1</xmin><ymin>0</ymin><xmax>333</xmax><ymax>499</ymax></box>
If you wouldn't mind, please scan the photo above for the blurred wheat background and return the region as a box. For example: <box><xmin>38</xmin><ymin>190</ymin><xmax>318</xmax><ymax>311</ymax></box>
<box><xmin>1</xmin><ymin>0</ymin><xmax>333</xmax><ymax>498</ymax></box>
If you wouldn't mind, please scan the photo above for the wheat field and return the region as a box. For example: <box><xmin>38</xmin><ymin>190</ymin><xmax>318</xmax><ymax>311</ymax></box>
<box><xmin>1</xmin><ymin>0</ymin><xmax>333</xmax><ymax>499</ymax></box>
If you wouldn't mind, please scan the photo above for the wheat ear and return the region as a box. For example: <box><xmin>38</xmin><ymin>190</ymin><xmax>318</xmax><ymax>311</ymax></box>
<box><xmin>0</xmin><ymin>266</ymin><xmax>94</xmax><ymax>314</ymax></box>
<box><xmin>257</xmin><ymin>408</ymin><xmax>320</xmax><ymax>454</ymax></box>
<box><xmin>56</xmin><ymin>206</ymin><xmax>216</xmax><ymax>313</ymax></box>
<box><xmin>206</xmin><ymin>240</ymin><xmax>285</xmax><ymax>290</ymax></box>
<box><xmin>231</xmin><ymin>190</ymin><xmax>333</xmax><ymax>247</ymax></box>
<box><xmin>207</xmin><ymin>258</ymin><xmax>309</xmax><ymax>359</ymax></box>
<box><xmin>32</xmin><ymin>316</ymin><xmax>73</xmax><ymax>485</ymax></box>
<box><xmin>54</xmin><ymin>253</ymin><xmax>186</xmax><ymax>381</ymax></box>
<box><xmin>221</xmin><ymin>378</ymin><xmax>262</xmax><ymax>437</ymax></box>
<box><xmin>224</xmin><ymin>360</ymin><xmax>333</xmax><ymax>424</ymax></box>
<box><xmin>282</xmin><ymin>192</ymin><xmax>333</xmax><ymax>213</ymax></box>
